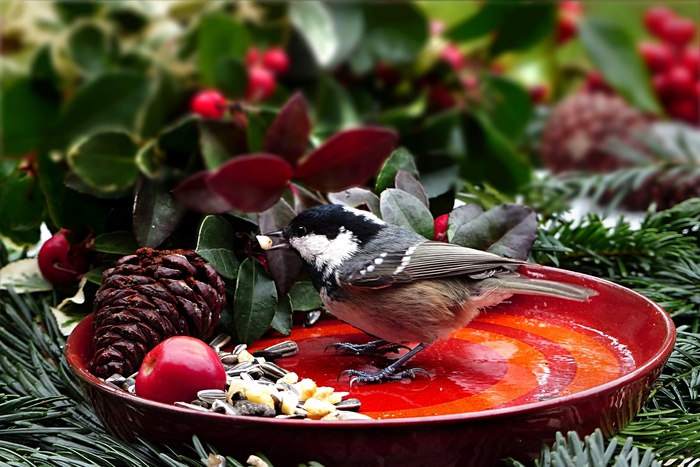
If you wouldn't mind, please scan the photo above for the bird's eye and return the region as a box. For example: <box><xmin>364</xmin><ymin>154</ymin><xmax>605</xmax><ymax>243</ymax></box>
<box><xmin>296</xmin><ymin>226</ymin><xmax>307</xmax><ymax>236</ymax></box>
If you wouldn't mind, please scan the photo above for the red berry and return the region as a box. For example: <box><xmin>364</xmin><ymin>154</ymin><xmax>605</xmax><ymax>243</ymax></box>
<box><xmin>427</xmin><ymin>84</ymin><xmax>455</xmax><ymax>110</ymax></box>
<box><xmin>440</xmin><ymin>43</ymin><xmax>467</xmax><ymax>71</ymax></box>
<box><xmin>644</xmin><ymin>7</ymin><xmax>675</xmax><ymax>38</ymax></box>
<box><xmin>246</xmin><ymin>47</ymin><xmax>260</xmax><ymax>67</ymax></box>
<box><xmin>666</xmin><ymin>99</ymin><xmax>699</xmax><ymax>124</ymax></box>
<box><xmin>246</xmin><ymin>66</ymin><xmax>276</xmax><ymax>101</ymax></box>
<box><xmin>653</xmin><ymin>74</ymin><xmax>673</xmax><ymax>99</ymax></box>
<box><xmin>584</xmin><ymin>72</ymin><xmax>613</xmax><ymax>94</ymax></box>
<box><xmin>38</xmin><ymin>229</ymin><xmax>90</xmax><ymax>288</ymax></box>
<box><xmin>135</xmin><ymin>336</ymin><xmax>226</xmax><ymax>405</ymax></box>
<box><xmin>261</xmin><ymin>47</ymin><xmax>290</xmax><ymax>75</ymax></box>
<box><xmin>639</xmin><ymin>42</ymin><xmax>674</xmax><ymax>73</ymax></box>
<box><xmin>190</xmin><ymin>90</ymin><xmax>226</xmax><ymax>119</ymax></box>
<box><xmin>556</xmin><ymin>15</ymin><xmax>578</xmax><ymax>44</ymax></box>
<box><xmin>659</xmin><ymin>17</ymin><xmax>696</xmax><ymax>47</ymax></box>
<box><xmin>433</xmin><ymin>214</ymin><xmax>449</xmax><ymax>242</ymax></box>
<box><xmin>529</xmin><ymin>84</ymin><xmax>550</xmax><ymax>104</ymax></box>
<box><xmin>665</xmin><ymin>65</ymin><xmax>695</xmax><ymax>97</ymax></box>
<box><xmin>681</xmin><ymin>47</ymin><xmax>700</xmax><ymax>76</ymax></box>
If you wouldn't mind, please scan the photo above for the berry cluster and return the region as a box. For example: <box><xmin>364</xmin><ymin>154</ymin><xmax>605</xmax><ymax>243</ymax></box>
<box><xmin>640</xmin><ymin>7</ymin><xmax>699</xmax><ymax>124</ymax></box>
<box><xmin>190</xmin><ymin>47</ymin><xmax>289</xmax><ymax>119</ymax></box>
<box><xmin>556</xmin><ymin>1</ymin><xmax>583</xmax><ymax>45</ymax></box>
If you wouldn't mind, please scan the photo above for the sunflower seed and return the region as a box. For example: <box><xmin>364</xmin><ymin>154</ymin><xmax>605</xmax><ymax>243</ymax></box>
<box><xmin>211</xmin><ymin>399</ymin><xmax>240</xmax><ymax>416</ymax></box>
<box><xmin>252</xmin><ymin>340</ymin><xmax>299</xmax><ymax>360</ymax></box>
<box><xmin>197</xmin><ymin>389</ymin><xmax>227</xmax><ymax>403</ymax></box>
<box><xmin>209</xmin><ymin>334</ymin><xmax>231</xmax><ymax>351</ymax></box>
<box><xmin>174</xmin><ymin>402</ymin><xmax>210</xmax><ymax>412</ymax></box>
<box><xmin>304</xmin><ymin>310</ymin><xmax>322</xmax><ymax>327</ymax></box>
<box><xmin>335</xmin><ymin>398</ymin><xmax>361</xmax><ymax>412</ymax></box>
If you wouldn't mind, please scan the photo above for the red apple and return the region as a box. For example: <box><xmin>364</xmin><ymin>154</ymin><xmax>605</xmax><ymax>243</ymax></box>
<box><xmin>135</xmin><ymin>336</ymin><xmax>226</xmax><ymax>405</ymax></box>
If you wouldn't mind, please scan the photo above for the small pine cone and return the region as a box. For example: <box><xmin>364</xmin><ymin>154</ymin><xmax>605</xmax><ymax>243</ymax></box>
<box><xmin>90</xmin><ymin>248</ymin><xmax>226</xmax><ymax>378</ymax></box>
<box><xmin>540</xmin><ymin>92</ymin><xmax>651</xmax><ymax>173</ymax></box>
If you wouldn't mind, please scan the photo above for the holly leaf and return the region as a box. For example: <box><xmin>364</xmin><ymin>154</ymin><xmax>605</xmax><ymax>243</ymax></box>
<box><xmin>288</xmin><ymin>281</ymin><xmax>322</xmax><ymax>312</ymax></box>
<box><xmin>234</xmin><ymin>258</ymin><xmax>278</xmax><ymax>345</ymax></box>
<box><xmin>395</xmin><ymin>170</ymin><xmax>428</xmax><ymax>208</ymax></box>
<box><xmin>263</xmin><ymin>93</ymin><xmax>311</xmax><ymax>165</ymax></box>
<box><xmin>375</xmin><ymin>147</ymin><xmax>419</xmax><ymax>194</ymax></box>
<box><xmin>196</xmin><ymin>215</ymin><xmax>239</xmax><ymax>280</ymax></box>
<box><xmin>207</xmin><ymin>154</ymin><xmax>293</xmax><ymax>213</ymax></box>
<box><xmin>294</xmin><ymin>128</ymin><xmax>397</xmax><ymax>192</ymax></box>
<box><xmin>133</xmin><ymin>177</ymin><xmax>185</xmax><ymax>248</ymax></box>
<box><xmin>92</xmin><ymin>231</ymin><xmax>139</xmax><ymax>255</ymax></box>
<box><xmin>450</xmin><ymin>204</ymin><xmax>536</xmax><ymax>260</ymax></box>
<box><xmin>380</xmin><ymin>189</ymin><xmax>434</xmax><ymax>239</ymax></box>
<box><xmin>579</xmin><ymin>18</ymin><xmax>661</xmax><ymax>115</ymax></box>
<box><xmin>67</xmin><ymin>131</ymin><xmax>139</xmax><ymax>193</ymax></box>
<box><xmin>172</xmin><ymin>171</ymin><xmax>232</xmax><ymax>214</ymax></box>
<box><xmin>327</xmin><ymin>188</ymin><xmax>381</xmax><ymax>216</ymax></box>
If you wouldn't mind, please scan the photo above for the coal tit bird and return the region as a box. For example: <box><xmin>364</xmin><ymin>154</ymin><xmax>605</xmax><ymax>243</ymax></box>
<box><xmin>260</xmin><ymin>204</ymin><xmax>596</xmax><ymax>385</ymax></box>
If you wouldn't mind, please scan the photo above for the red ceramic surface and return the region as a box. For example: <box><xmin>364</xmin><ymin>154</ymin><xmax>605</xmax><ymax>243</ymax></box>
<box><xmin>66</xmin><ymin>266</ymin><xmax>675</xmax><ymax>467</ymax></box>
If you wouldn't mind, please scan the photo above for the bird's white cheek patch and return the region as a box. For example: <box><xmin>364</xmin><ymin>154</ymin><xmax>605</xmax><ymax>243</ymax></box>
<box><xmin>289</xmin><ymin>231</ymin><xmax>359</xmax><ymax>275</ymax></box>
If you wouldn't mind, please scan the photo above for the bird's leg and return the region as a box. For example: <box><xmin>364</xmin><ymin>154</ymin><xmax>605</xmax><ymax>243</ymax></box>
<box><xmin>339</xmin><ymin>343</ymin><xmax>431</xmax><ymax>385</ymax></box>
<box><xmin>325</xmin><ymin>339</ymin><xmax>411</xmax><ymax>357</ymax></box>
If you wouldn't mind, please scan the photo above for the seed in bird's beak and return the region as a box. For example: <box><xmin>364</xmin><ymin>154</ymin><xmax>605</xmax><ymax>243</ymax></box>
<box><xmin>257</xmin><ymin>235</ymin><xmax>274</xmax><ymax>250</ymax></box>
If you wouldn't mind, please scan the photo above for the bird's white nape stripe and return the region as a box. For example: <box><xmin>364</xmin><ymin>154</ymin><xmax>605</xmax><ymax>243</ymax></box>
<box><xmin>341</xmin><ymin>206</ymin><xmax>385</xmax><ymax>225</ymax></box>
<box><xmin>289</xmin><ymin>231</ymin><xmax>359</xmax><ymax>276</ymax></box>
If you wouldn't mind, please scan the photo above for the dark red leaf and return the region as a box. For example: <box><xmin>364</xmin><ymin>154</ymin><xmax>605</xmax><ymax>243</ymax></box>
<box><xmin>206</xmin><ymin>154</ymin><xmax>293</xmax><ymax>213</ymax></box>
<box><xmin>263</xmin><ymin>92</ymin><xmax>311</xmax><ymax>165</ymax></box>
<box><xmin>172</xmin><ymin>171</ymin><xmax>232</xmax><ymax>214</ymax></box>
<box><xmin>293</xmin><ymin>127</ymin><xmax>397</xmax><ymax>192</ymax></box>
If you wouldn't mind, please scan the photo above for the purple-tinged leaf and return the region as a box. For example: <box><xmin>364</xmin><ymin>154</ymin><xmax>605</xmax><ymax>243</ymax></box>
<box><xmin>327</xmin><ymin>188</ymin><xmax>381</xmax><ymax>217</ymax></box>
<box><xmin>380</xmin><ymin>189</ymin><xmax>434</xmax><ymax>239</ymax></box>
<box><xmin>294</xmin><ymin>127</ymin><xmax>397</xmax><ymax>192</ymax></box>
<box><xmin>263</xmin><ymin>92</ymin><xmax>311</xmax><ymax>165</ymax></box>
<box><xmin>447</xmin><ymin>204</ymin><xmax>484</xmax><ymax>243</ymax></box>
<box><xmin>207</xmin><ymin>154</ymin><xmax>293</xmax><ymax>213</ymax></box>
<box><xmin>172</xmin><ymin>171</ymin><xmax>232</xmax><ymax>214</ymax></box>
<box><xmin>450</xmin><ymin>204</ymin><xmax>536</xmax><ymax>260</ymax></box>
<box><xmin>259</xmin><ymin>199</ymin><xmax>305</xmax><ymax>297</ymax></box>
<box><xmin>395</xmin><ymin>170</ymin><xmax>428</xmax><ymax>208</ymax></box>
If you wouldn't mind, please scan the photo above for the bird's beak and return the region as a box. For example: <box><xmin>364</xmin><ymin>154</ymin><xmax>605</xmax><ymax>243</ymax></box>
<box><xmin>257</xmin><ymin>230</ymin><xmax>289</xmax><ymax>251</ymax></box>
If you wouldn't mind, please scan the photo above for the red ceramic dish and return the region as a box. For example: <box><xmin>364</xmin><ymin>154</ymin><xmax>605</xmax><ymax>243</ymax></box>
<box><xmin>66</xmin><ymin>266</ymin><xmax>675</xmax><ymax>466</ymax></box>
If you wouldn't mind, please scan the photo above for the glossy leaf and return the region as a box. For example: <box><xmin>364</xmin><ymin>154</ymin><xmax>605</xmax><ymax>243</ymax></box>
<box><xmin>199</xmin><ymin>119</ymin><xmax>248</xmax><ymax>170</ymax></box>
<box><xmin>263</xmin><ymin>93</ymin><xmax>311</xmax><ymax>165</ymax></box>
<box><xmin>133</xmin><ymin>178</ymin><xmax>185</xmax><ymax>248</ymax></box>
<box><xmin>482</xmin><ymin>74</ymin><xmax>533</xmax><ymax>140</ymax></box>
<box><xmin>450</xmin><ymin>204</ymin><xmax>536</xmax><ymax>260</ymax></box>
<box><xmin>395</xmin><ymin>170</ymin><xmax>428</xmax><ymax>208</ymax></box>
<box><xmin>294</xmin><ymin>128</ymin><xmax>397</xmax><ymax>192</ymax></box>
<box><xmin>198</xmin><ymin>12</ymin><xmax>250</xmax><ymax>86</ymax></box>
<box><xmin>172</xmin><ymin>171</ymin><xmax>232</xmax><ymax>214</ymax></box>
<box><xmin>445</xmin><ymin>4</ymin><xmax>504</xmax><ymax>43</ymax></box>
<box><xmin>289</xmin><ymin>2</ymin><xmax>337</xmax><ymax>67</ymax></box>
<box><xmin>363</xmin><ymin>3</ymin><xmax>428</xmax><ymax>64</ymax></box>
<box><xmin>214</xmin><ymin>56</ymin><xmax>248</xmax><ymax>98</ymax></box>
<box><xmin>313</xmin><ymin>75</ymin><xmax>360</xmax><ymax>138</ymax></box>
<box><xmin>234</xmin><ymin>258</ymin><xmax>278</xmax><ymax>345</ymax></box>
<box><xmin>258</xmin><ymin>199</ymin><xmax>305</xmax><ymax>297</ymax></box>
<box><xmin>579</xmin><ymin>18</ymin><xmax>661</xmax><ymax>115</ymax></box>
<box><xmin>325</xmin><ymin>3</ymin><xmax>365</xmax><ymax>68</ymax></box>
<box><xmin>489</xmin><ymin>3</ymin><xmax>555</xmax><ymax>57</ymax></box>
<box><xmin>375</xmin><ymin>147</ymin><xmax>419</xmax><ymax>194</ymax></box>
<box><xmin>1</xmin><ymin>78</ymin><xmax>60</xmax><ymax>155</ymax></box>
<box><xmin>135</xmin><ymin>140</ymin><xmax>160</xmax><ymax>179</ymax></box>
<box><xmin>157</xmin><ymin>117</ymin><xmax>200</xmax><ymax>168</ymax></box>
<box><xmin>138</xmin><ymin>66</ymin><xmax>178</xmax><ymax>139</ymax></box>
<box><xmin>447</xmin><ymin>204</ymin><xmax>484</xmax><ymax>244</ymax></box>
<box><xmin>288</xmin><ymin>281</ymin><xmax>323</xmax><ymax>312</ymax></box>
<box><xmin>270</xmin><ymin>295</ymin><xmax>293</xmax><ymax>336</ymax></box>
<box><xmin>207</xmin><ymin>154</ymin><xmax>293</xmax><ymax>213</ymax></box>
<box><xmin>380</xmin><ymin>189</ymin><xmax>434</xmax><ymax>239</ymax></box>
<box><xmin>67</xmin><ymin>131</ymin><xmax>138</xmax><ymax>193</ymax></box>
<box><xmin>66</xmin><ymin>22</ymin><xmax>112</xmax><ymax>77</ymax></box>
<box><xmin>0</xmin><ymin>172</ymin><xmax>45</xmax><ymax>245</ymax></box>
<box><xmin>92</xmin><ymin>231</ymin><xmax>139</xmax><ymax>255</ymax></box>
<box><xmin>327</xmin><ymin>188</ymin><xmax>381</xmax><ymax>216</ymax></box>
<box><xmin>196</xmin><ymin>215</ymin><xmax>239</xmax><ymax>280</ymax></box>
<box><xmin>47</xmin><ymin>71</ymin><xmax>150</xmax><ymax>150</ymax></box>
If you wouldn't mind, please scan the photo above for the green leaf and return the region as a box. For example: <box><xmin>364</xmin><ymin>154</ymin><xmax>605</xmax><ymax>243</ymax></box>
<box><xmin>138</xmin><ymin>66</ymin><xmax>178</xmax><ymax>139</ymax></box>
<box><xmin>47</xmin><ymin>71</ymin><xmax>151</xmax><ymax>150</ymax></box>
<box><xmin>395</xmin><ymin>170</ymin><xmax>428</xmax><ymax>208</ymax></box>
<box><xmin>199</xmin><ymin>120</ymin><xmax>248</xmax><ymax>170</ymax></box>
<box><xmin>290</xmin><ymin>2</ymin><xmax>337</xmax><ymax>67</ymax></box>
<box><xmin>214</xmin><ymin>56</ymin><xmax>248</xmax><ymax>99</ymax></box>
<box><xmin>450</xmin><ymin>204</ymin><xmax>536</xmax><ymax>260</ymax></box>
<box><xmin>380</xmin><ymin>189</ymin><xmax>434</xmax><ymax>239</ymax></box>
<box><xmin>0</xmin><ymin>172</ymin><xmax>45</xmax><ymax>245</ymax></box>
<box><xmin>579</xmin><ymin>18</ymin><xmax>662</xmax><ymax>115</ymax></box>
<box><xmin>363</xmin><ymin>3</ymin><xmax>428</xmax><ymax>65</ymax></box>
<box><xmin>132</xmin><ymin>178</ymin><xmax>185</xmax><ymax>248</ymax></box>
<box><xmin>196</xmin><ymin>215</ymin><xmax>239</xmax><ymax>280</ymax></box>
<box><xmin>326</xmin><ymin>4</ymin><xmax>364</xmax><ymax>68</ymax></box>
<box><xmin>67</xmin><ymin>131</ymin><xmax>138</xmax><ymax>192</ymax></box>
<box><xmin>66</xmin><ymin>22</ymin><xmax>112</xmax><ymax>77</ymax></box>
<box><xmin>135</xmin><ymin>140</ymin><xmax>160</xmax><ymax>179</ymax></box>
<box><xmin>234</xmin><ymin>258</ymin><xmax>278</xmax><ymax>345</ymax></box>
<box><xmin>445</xmin><ymin>3</ymin><xmax>504</xmax><ymax>43</ymax></box>
<box><xmin>1</xmin><ymin>78</ymin><xmax>60</xmax><ymax>155</ymax></box>
<box><xmin>489</xmin><ymin>3</ymin><xmax>556</xmax><ymax>57</ymax></box>
<box><xmin>270</xmin><ymin>295</ymin><xmax>293</xmax><ymax>336</ymax></box>
<box><xmin>288</xmin><ymin>281</ymin><xmax>322</xmax><ymax>312</ymax></box>
<box><xmin>375</xmin><ymin>147</ymin><xmax>418</xmax><ymax>194</ymax></box>
<box><xmin>481</xmin><ymin>74</ymin><xmax>533</xmax><ymax>140</ymax></box>
<box><xmin>0</xmin><ymin>258</ymin><xmax>52</xmax><ymax>293</ymax></box>
<box><xmin>313</xmin><ymin>75</ymin><xmax>360</xmax><ymax>136</ymax></box>
<box><xmin>92</xmin><ymin>231</ymin><xmax>138</xmax><ymax>255</ymax></box>
<box><xmin>198</xmin><ymin>12</ymin><xmax>250</xmax><ymax>86</ymax></box>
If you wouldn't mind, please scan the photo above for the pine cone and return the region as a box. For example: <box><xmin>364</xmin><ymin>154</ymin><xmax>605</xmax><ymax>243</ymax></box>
<box><xmin>540</xmin><ymin>92</ymin><xmax>651</xmax><ymax>173</ymax></box>
<box><xmin>90</xmin><ymin>248</ymin><xmax>227</xmax><ymax>378</ymax></box>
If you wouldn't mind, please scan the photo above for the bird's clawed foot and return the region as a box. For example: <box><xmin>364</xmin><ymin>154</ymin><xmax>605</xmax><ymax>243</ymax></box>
<box><xmin>340</xmin><ymin>366</ymin><xmax>430</xmax><ymax>387</ymax></box>
<box><xmin>325</xmin><ymin>339</ymin><xmax>411</xmax><ymax>357</ymax></box>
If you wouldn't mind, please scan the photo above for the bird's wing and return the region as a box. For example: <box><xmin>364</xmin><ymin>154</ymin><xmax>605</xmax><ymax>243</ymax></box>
<box><xmin>339</xmin><ymin>241</ymin><xmax>525</xmax><ymax>288</ymax></box>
